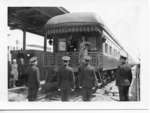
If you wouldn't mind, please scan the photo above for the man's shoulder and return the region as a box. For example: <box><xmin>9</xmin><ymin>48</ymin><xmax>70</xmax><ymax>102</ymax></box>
<box><xmin>119</xmin><ymin>64</ymin><xmax>130</xmax><ymax>68</ymax></box>
<box><xmin>66</xmin><ymin>66</ymin><xmax>74</xmax><ymax>72</ymax></box>
<box><xmin>58</xmin><ymin>66</ymin><xmax>73</xmax><ymax>71</ymax></box>
<box><xmin>57</xmin><ymin>66</ymin><xmax>64</xmax><ymax>72</ymax></box>
<box><xmin>122</xmin><ymin>64</ymin><xmax>131</xmax><ymax>70</ymax></box>
<box><xmin>32</xmin><ymin>66</ymin><xmax>39</xmax><ymax>72</ymax></box>
<box><xmin>87</xmin><ymin>65</ymin><xmax>95</xmax><ymax>71</ymax></box>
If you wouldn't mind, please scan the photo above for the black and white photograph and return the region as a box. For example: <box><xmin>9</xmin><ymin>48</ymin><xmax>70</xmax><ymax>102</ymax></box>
<box><xmin>0</xmin><ymin>0</ymin><xmax>149</xmax><ymax>111</ymax></box>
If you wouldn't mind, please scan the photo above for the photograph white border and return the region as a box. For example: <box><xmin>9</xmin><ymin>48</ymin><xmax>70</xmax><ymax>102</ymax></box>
<box><xmin>0</xmin><ymin>0</ymin><xmax>149</xmax><ymax>110</ymax></box>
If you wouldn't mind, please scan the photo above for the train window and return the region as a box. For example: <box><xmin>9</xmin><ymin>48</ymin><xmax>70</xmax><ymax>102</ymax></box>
<box><xmin>103</xmin><ymin>43</ymin><xmax>105</xmax><ymax>52</ymax></box>
<box><xmin>115</xmin><ymin>49</ymin><xmax>117</xmax><ymax>56</ymax></box>
<box><xmin>112</xmin><ymin>48</ymin><xmax>114</xmax><ymax>56</ymax></box>
<box><xmin>117</xmin><ymin>52</ymin><xmax>120</xmax><ymax>57</ymax></box>
<box><xmin>105</xmin><ymin>43</ymin><xmax>108</xmax><ymax>53</ymax></box>
<box><xmin>109</xmin><ymin>46</ymin><xmax>112</xmax><ymax>55</ymax></box>
<box><xmin>116</xmin><ymin>51</ymin><xmax>118</xmax><ymax>57</ymax></box>
<box><xmin>112</xmin><ymin>49</ymin><xmax>115</xmax><ymax>56</ymax></box>
<box><xmin>58</xmin><ymin>38</ymin><xmax>66</xmax><ymax>51</ymax></box>
<box><xmin>114</xmin><ymin>49</ymin><xmax>116</xmax><ymax>56</ymax></box>
<box><xmin>67</xmin><ymin>36</ymin><xmax>78</xmax><ymax>52</ymax></box>
<box><xmin>113</xmin><ymin>49</ymin><xmax>115</xmax><ymax>56</ymax></box>
<box><xmin>87</xmin><ymin>36</ymin><xmax>97</xmax><ymax>51</ymax></box>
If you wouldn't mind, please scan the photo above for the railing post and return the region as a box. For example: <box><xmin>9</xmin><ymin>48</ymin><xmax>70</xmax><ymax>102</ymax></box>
<box><xmin>44</xmin><ymin>33</ymin><xmax>47</xmax><ymax>52</ymax></box>
<box><xmin>23</xmin><ymin>30</ymin><xmax>26</xmax><ymax>50</ymax></box>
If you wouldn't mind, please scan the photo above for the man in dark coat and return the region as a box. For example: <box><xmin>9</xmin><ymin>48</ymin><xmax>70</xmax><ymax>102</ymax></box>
<box><xmin>26</xmin><ymin>56</ymin><xmax>40</xmax><ymax>101</ymax></box>
<box><xmin>18</xmin><ymin>58</ymin><xmax>27</xmax><ymax>86</ymax></box>
<box><xmin>116</xmin><ymin>56</ymin><xmax>132</xmax><ymax>101</ymax></box>
<box><xmin>57</xmin><ymin>56</ymin><xmax>75</xmax><ymax>101</ymax></box>
<box><xmin>79</xmin><ymin>55</ymin><xmax>98</xmax><ymax>101</ymax></box>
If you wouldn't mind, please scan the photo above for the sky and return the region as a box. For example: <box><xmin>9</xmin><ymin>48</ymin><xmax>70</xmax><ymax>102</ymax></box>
<box><xmin>7</xmin><ymin>0</ymin><xmax>147</xmax><ymax>62</ymax></box>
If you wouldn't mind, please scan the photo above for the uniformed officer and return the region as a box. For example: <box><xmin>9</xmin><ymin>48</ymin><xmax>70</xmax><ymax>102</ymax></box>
<box><xmin>116</xmin><ymin>56</ymin><xmax>132</xmax><ymax>101</ymax></box>
<box><xmin>79</xmin><ymin>55</ymin><xmax>98</xmax><ymax>101</ymax></box>
<box><xmin>26</xmin><ymin>56</ymin><xmax>40</xmax><ymax>101</ymax></box>
<box><xmin>57</xmin><ymin>56</ymin><xmax>75</xmax><ymax>101</ymax></box>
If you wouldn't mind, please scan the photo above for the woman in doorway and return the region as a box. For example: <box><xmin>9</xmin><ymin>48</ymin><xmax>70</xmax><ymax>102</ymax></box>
<box><xmin>79</xmin><ymin>36</ymin><xmax>90</xmax><ymax>65</ymax></box>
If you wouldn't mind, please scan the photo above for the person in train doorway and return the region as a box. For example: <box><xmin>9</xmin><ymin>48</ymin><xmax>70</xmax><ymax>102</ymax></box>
<box><xmin>57</xmin><ymin>56</ymin><xmax>75</xmax><ymax>101</ymax></box>
<box><xmin>10</xmin><ymin>59</ymin><xmax>18</xmax><ymax>87</ymax></box>
<box><xmin>26</xmin><ymin>56</ymin><xmax>40</xmax><ymax>101</ymax></box>
<box><xmin>79</xmin><ymin>36</ymin><xmax>91</xmax><ymax>65</ymax></box>
<box><xmin>116</xmin><ymin>55</ymin><xmax>132</xmax><ymax>101</ymax></box>
<box><xmin>79</xmin><ymin>55</ymin><xmax>98</xmax><ymax>101</ymax></box>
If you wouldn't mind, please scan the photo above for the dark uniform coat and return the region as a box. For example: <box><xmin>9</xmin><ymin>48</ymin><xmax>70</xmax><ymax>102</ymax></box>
<box><xmin>57</xmin><ymin>66</ymin><xmax>75</xmax><ymax>101</ymax></box>
<box><xmin>79</xmin><ymin>64</ymin><xmax>97</xmax><ymax>101</ymax></box>
<box><xmin>26</xmin><ymin>65</ymin><xmax>40</xmax><ymax>101</ymax></box>
<box><xmin>79</xmin><ymin>65</ymin><xmax>97</xmax><ymax>88</ymax></box>
<box><xmin>116</xmin><ymin>64</ymin><xmax>132</xmax><ymax>101</ymax></box>
<box><xmin>116</xmin><ymin>64</ymin><xmax>132</xmax><ymax>86</ymax></box>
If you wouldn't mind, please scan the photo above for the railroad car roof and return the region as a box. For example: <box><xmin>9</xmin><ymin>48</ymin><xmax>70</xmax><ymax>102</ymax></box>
<box><xmin>46</xmin><ymin>12</ymin><xmax>104</xmax><ymax>25</ymax></box>
<box><xmin>45</xmin><ymin>12</ymin><xmax>127</xmax><ymax>54</ymax></box>
<box><xmin>45</xmin><ymin>12</ymin><xmax>104</xmax><ymax>33</ymax></box>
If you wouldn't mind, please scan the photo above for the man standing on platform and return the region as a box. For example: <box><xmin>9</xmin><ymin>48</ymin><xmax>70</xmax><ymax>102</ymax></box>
<box><xmin>26</xmin><ymin>56</ymin><xmax>40</xmax><ymax>101</ymax></box>
<box><xmin>79</xmin><ymin>55</ymin><xmax>98</xmax><ymax>101</ymax></box>
<box><xmin>57</xmin><ymin>56</ymin><xmax>75</xmax><ymax>101</ymax></box>
<box><xmin>116</xmin><ymin>56</ymin><xmax>132</xmax><ymax>101</ymax></box>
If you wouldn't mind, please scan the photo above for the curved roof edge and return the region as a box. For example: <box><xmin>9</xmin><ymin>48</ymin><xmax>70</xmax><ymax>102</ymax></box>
<box><xmin>45</xmin><ymin>12</ymin><xmax>104</xmax><ymax>26</ymax></box>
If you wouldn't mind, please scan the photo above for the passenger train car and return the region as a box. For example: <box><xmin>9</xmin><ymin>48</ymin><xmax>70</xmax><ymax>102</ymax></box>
<box><xmin>11</xmin><ymin>12</ymin><xmax>130</xmax><ymax>86</ymax></box>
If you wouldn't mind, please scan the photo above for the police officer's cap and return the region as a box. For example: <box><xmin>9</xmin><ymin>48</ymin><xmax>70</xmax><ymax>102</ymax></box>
<box><xmin>62</xmin><ymin>56</ymin><xmax>70</xmax><ymax>61</ymax></box>
<box><xmin>84</xmin><ymin>55</ymin><xmax>91</xmax><ymax>60</ymax></box>
<box><xmin>29</xmin><ymin>56</ymin><xmax>37</xmax><ymax>64</ymax></box>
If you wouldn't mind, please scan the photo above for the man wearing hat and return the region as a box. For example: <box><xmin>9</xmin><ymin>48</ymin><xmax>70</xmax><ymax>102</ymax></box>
<box><xmin>57</xmin><ymin>56</ymin><xmax>75</xmax><ymax>101</ymax></box>
<box><xmin>116</xmin><ymin>55</ymin><xmax>132</xmax><ymax>101</ymax></box>
<box><xmin>79</xmin><ymin>55</ymin><xmax>98</xmax><ymax>101</ymax></box>
<box><xmin>26</xmin><ymin>56</ymin><xmax>40</xmax><ymax>101</ymax></box>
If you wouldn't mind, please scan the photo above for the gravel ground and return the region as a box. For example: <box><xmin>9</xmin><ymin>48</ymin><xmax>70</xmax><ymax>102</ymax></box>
<box><xmin>8</xmin><ymin>81</ymin><xmax>120</xmax><ymax>102</ymax></box>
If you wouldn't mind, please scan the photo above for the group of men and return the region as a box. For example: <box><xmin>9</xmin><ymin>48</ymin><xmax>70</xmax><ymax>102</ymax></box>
<box><xmin>26</xmin><ymin>54</ymin><xmax>133</xmax><ymax>102</ymax></box>
<box><xmin>26</xmin><ymin>55</ymin><xmax>98</xmax><ymax>101</ymax></box>
<box><xmin>57</xmin><ymin>55</ymin><xmax>98</xmax><ymax>101</ymax></box>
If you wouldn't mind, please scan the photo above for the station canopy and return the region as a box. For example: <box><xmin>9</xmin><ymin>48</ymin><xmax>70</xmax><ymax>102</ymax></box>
<box><xmin>45</xmin><ymin>12</ymin><xmax>105</xmax><ymax>35</ymax></box>
<box><xmin>8</xmin><ymin>7</ymin><xmax>69</xmax><ymax>36</ymax></box>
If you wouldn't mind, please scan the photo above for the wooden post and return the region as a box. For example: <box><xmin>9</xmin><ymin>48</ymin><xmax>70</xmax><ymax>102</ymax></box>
<box><xmin>23</xmin><ymin>30</ymin><xmax>26</xmax><ymax>50</ymax></box>
<box><xmin>44</xmin><ymin>33</ymin><xmax>47</xmax><ymax>52</ymax></box>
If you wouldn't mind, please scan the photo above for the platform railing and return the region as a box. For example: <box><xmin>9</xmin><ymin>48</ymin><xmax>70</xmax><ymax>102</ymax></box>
<box><xmin>54</xmin><ymin>52</ymin><xmax>98</xmax><ymax>67</ymax></box>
